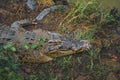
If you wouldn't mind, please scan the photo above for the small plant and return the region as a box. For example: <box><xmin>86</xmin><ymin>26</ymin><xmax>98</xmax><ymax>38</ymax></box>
<box><xmin>82</xmin><ymin>29</ymin><xmax>97</xmax><ymax>41</ymax></box>
<box><xmin>75</xmin><ymin>31</ymin><xmax>82</xmax><ymax>40</ymax></box>
<box><xmin>102</xmin><ymin>13</ymin><xmax>117</xmax><ymax>25</ymax></box>
<box><xmin>31</xmin><ymin>38</ymin><xmax>47</xmax><ymax>49</ymax></box>
<box><xmin>75</xmin><ymin>26</ymin><xmax>97</xmax><ymax>41</ymax></box>
<box><xmin>116</xmin><ymin>46</ymin><xmax>120</xmax><ymax>53</ymax></box>
<box><xmin>59</xmin><ymin>0</ymin><xmax>99</xmax><ymax>26</ymax></box>
<box><xmin>77</xmin><ymin>57</ymin><xmax>82</xmax><ymax>64</ymax></box>
<box><xmin>2</xmin><ymin>43</ymin><xmax>16</xmax><ymax>52</ymax></box>
<box><xmin>23</xmin><ymin>42</ymin><xmax>30</xmax><ymax>50</ymax></box>
<box><xmin>88</xmin><ymin>64</ymin><xmax>112</xmax><ymax>80</ymax></box>
<box><xmin>87</xmin><ymin>46</ymin><xmax>100</xmax><ymax>70</ymax></box>
<box><xmin>60</xmin><ymin>55</ymin><xmax>72</xmax><ymax>70</ymax></box>
<box><xmin>0</xmin><ymin>43</ymin><xmax>23</xmax><ymax>80</ymax></box>
<box><xmin>22</xmin><ymin>38</ymin><xmax>47</xmax><ymax>50</ymax></box>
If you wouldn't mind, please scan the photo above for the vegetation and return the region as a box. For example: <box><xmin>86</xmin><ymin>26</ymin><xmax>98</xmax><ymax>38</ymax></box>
<box><xmin>0</xmin><ymin>43</ymin><xmax>23</xmax><ymax>80</ymax></box>
<box><xmin>23</xmin><ymin>38</ymin><xmax>47</xmax><ymax>50</ymax></box>
<box><xmin>0</xmin><ymin>0</ymin><xmax>120</xmax><ymax>80</ymax></box>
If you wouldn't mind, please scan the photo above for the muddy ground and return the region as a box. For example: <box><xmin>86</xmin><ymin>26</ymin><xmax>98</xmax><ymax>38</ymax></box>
<box><xmin>0</xmin><ymin>1</ymin><xmax>120</xmax><ymax>80</ymax></box>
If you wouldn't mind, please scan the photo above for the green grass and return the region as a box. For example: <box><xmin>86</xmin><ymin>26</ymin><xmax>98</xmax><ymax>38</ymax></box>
<box><xmin>58</xmin><ymin>24</ymin><xmax>69</xmax><ymax>33</ymax></box>
<box><xmin>75</xmin><ymin>26</ymin><xmax>97</xmax><ymax>42</ymax></box>
<box><xmin>87</xmin><ymin>64</ymin><xmax>112</xmax><ymax>80</ymax></box>
<box><xmin>116</xmin><ymin>46</ymin><xmax>120</xmax><ymax>53</ymax></box>
<box><xmin>0</xmin><ymin>43</ymin><xmax>23</xmax><ymax>80</ymax></box>
<box><xmin>23</xmin><ymin>38</ymin><xmax>47</xmax><ymax>50</ymax></box>
<box><xmin>24</xmin><ymin>55</ymin><xmax>73</xmax><ymax>80</ymax></box>
<box><xmin>1</xmin><ymin>0</ymin><xmax>120</xmax><ymax>80</ymax></box>
<box><xmin>59</xmin><ymin>0</ymin><xmax>100</xmax><ymax>26</ymax></box>
<box><xmin>87</xmin><ymin>46</ymin><xmax>101</xmax><ymax>69</ymax></box>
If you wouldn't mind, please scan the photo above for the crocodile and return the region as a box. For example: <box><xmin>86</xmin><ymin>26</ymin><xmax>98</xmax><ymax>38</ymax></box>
<box><xmin>0</xmin><ymin>19</ymin><xmax>90</xmax><ymax>63</ymax></box>
<box><xmin>0</xmin><ymin>4</ymin><xmax>91</xmax><ymax>63</ymax></box>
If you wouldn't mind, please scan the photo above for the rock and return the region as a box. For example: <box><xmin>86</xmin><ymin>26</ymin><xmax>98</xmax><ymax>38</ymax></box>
<box><xmin>106</xmin><ymin>72</ymin><xmax>118</xmax><ymax>80</ymax></box>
